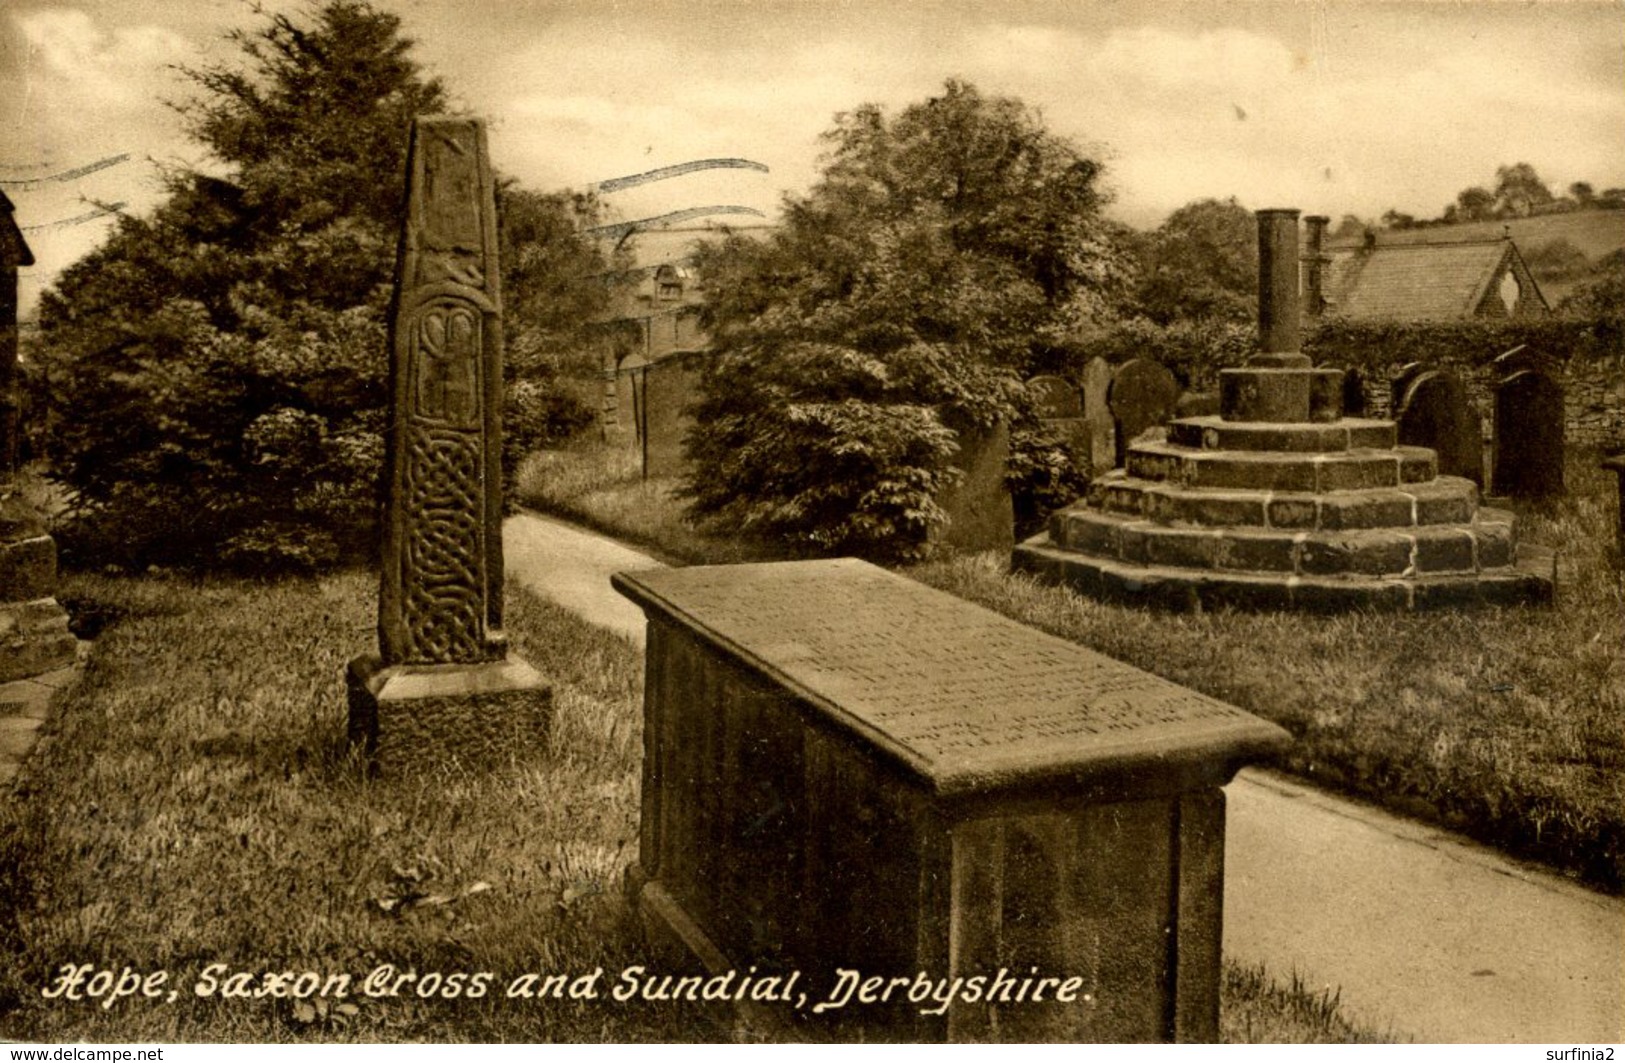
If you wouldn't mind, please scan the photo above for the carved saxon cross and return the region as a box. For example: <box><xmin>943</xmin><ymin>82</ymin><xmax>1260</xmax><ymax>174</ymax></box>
<box><xmin>349</xmin><ymin>116</ymin><xmax>549</xmax><ymax>772</ymax></box>
<box><xmin>380</xmin><ymin>118</ymin><xmax>507</xmax><ymax>666</ymax></box>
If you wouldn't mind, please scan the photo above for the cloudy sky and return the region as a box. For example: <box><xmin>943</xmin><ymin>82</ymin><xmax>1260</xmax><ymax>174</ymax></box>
<box><xmin>2</xmin><ymin>0</ymin><xmax>1623</xmax><ymax>317</ymax></box>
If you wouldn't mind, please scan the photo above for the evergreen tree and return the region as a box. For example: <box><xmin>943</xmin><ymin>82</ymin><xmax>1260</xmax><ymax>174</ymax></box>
<box><xmin>36</xmin><ymin>2</ymin><xmax>606</xmax><ymax>571</ymax></box>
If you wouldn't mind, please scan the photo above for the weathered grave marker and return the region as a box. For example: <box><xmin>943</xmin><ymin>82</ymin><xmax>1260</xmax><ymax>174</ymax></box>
<box><xmin>1108</xmin><ymin>358</ymin><xmax>1179</xmax><ymax>467</ymax></box>
<box><xmin>0</xmin><ymin>191</ymin><xmax>77</xmax><ymax>684</ymax></box>
<box><xmin>1397</xmin><ymin>369</ymin><xmax>1483</xmax><ymax>485</ymax></box>
<box><xmin>1080</xmin><ymin>356</ymin><xmax>1115</xmax><ymax>475</ymax></box>
<box><xmin>930</xmin><ymin>421</ymin><xmax>1014</xmax><ymax>552</ymax></box>
<box><xmin>614</xmin><ymin>558</ymin><xmax>1289</xmax><ymax>1042</ymax></box>
<box><xmin>1492</xmin><ymin>367</ymin><xmax>1565</xmax><ymax>499</ymax></box>
<box><xmin>347</xmin><ymin>117</ymin><xmax>549</xmax><ymax>771</ymax></box>
<box><xmin>1029</xmin><ymin>374</ymin><xmax>1091</xmax><ymax>476</ymax></box>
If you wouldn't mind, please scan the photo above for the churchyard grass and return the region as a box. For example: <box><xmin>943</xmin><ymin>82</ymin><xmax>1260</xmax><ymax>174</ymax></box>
<box><xmin>915</xmin><ymin>452</ymin><xmax>1624</xmax><ymax>893</ymax></box>
<box><xmin>519</xmin><ymin>439</ymin><xmax>1625</xmax><ymax>892</ymax></box>
<box><xmin>513</xmin><ymin>442</ymin><xmax>785</xmax><ymax>566</ymax></box>
<box><xmin>0</xmin><ymin>571</ymin><xmax>698</xmax><ymax>1042</ymax></box>
<box><xmin>0</xmin><ymin>568</ymin><xmax>1387</xmax><ymax>1042</ymax></box>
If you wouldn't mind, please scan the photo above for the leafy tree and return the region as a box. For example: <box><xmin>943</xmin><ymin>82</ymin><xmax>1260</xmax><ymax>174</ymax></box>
<box><xmin>1492</xmin><ymin>162</ymin><xmax>1554</xmax><ymax>218</ymax></box>
<box><xmin>1131</xmin><ymin>197</ymin><xmax>1255</xmax><ymax>324</ymax></box>
<box><xmin>682</xmin><ymin>80</ymin><xmax>1128</xmax><ymax>559</ymax></box>
<box><xmin>1569</xmin><ymin>181</ymin><xmax>1595</xmax><ymax>206</ymax></box>
<box><xmin>35</xmin><ymin>2</ymin><xmax>606</xmax><ymax>571</ymax></box>
<box><xmin>497</xmin><ymin>185</ymin><xmax>624</xmax><ymax>480</ymax></box>
<box><xmin>1443</xmin><ymin>186</ymin><xmax>1495</xmax><ymax>224</ymax></box>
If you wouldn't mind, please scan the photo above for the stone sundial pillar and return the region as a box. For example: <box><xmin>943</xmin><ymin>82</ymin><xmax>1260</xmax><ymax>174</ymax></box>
<box><xmin>347</xmin><ymin>117</ymin><xmax>551</xmax><ymax>773</ymax></box>
<box><xmin>0</xmin><ymin>191</ymin><xmax>77</xmax><ymax>684</ymax></box>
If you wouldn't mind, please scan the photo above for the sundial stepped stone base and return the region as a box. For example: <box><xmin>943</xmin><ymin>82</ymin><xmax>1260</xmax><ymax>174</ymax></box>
<box><xmin>1014</xmin><ymin>209</ymin><xmax>1553</xmax><ymax>611</ymax></box>
<box><xmin>614</xmin><ymin>559</ymin><xmax>1288</xmax><ymax>1042</ymax></box>
<box><xmin>347</xmin><ymin>117</ymin><xmax>549</xmax><ymax>773</ymax></box>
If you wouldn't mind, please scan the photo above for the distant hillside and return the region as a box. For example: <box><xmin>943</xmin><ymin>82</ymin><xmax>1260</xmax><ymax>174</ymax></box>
<box><xmin>1325</xmin><ymin>208</ymin><xmax>1625</xmax><ymax>307</ymax></box>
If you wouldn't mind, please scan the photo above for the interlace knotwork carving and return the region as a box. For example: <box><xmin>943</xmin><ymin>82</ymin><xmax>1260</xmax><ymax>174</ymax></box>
<box><xmin>401</xmin><ymin>425</ymin><xmax>484</xmax><ymax>662</ymax></box>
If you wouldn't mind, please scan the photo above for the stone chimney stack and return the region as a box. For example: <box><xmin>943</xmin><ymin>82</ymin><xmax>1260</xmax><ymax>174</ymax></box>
<box><xmin>1255</xmin><ymin>208</ymin><xmax>1306</xmax><ymax>368</ymax></box>
<box><xmin>1303</xmin><ymin>215</ymin><xmax>1329</xmax><ymax>320</ymax></box>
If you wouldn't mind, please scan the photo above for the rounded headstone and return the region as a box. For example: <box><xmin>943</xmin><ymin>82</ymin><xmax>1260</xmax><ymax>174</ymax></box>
<box><xmin>1398</xmin><ymin>370</ymin><xmax>1483</xmax><ymax>485</ymax></box>
<box><xmin>1492</xmin><ymin>369</ymin><xmax>1565</xmax><ymax>498</ymax></box>
<box><xmin>1109</xmin><ymin>359</ymin><xmax>1180</xmax><ymax>466</ymax></box>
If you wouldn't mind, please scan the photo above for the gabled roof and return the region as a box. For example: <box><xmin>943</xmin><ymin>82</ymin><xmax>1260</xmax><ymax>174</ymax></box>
<box><xmin>0</xmin><ymin>190</ymin><xmax>36</xmax><ymax>269</ymax></box>
<box><xmin>1320</xmin><ymin>239</ymin><xmax>1538</xmax><ymax>321</ymax></box>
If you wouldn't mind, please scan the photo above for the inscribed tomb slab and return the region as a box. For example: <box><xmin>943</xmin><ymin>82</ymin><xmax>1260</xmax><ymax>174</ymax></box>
<box><xmin>613</xmin><ymin>559</ymin><xmax>1284</xmax><ymax>794</ymax></box>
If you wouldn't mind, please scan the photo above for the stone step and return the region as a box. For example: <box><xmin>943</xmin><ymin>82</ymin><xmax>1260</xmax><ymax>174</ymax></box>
<box><xmin>1013</xmin><ymin>535</ymin><xmax>1555</xmax><ymax>613</ymax></box>
<box><xmin>1084</xmin><ymin>476</ymin><xmax>1480</xmax><ymax>531</ymax></box>
<box><xmin>1166</xmin><ymin>416</ymin><xmax>1397</xmax><ymax>453</ymax></box>
<box><xmin>1126</xmin><ymin>441</ymin><xmax>1438</xmax><ymax>493</ymax></box>
<box><xmin>1049</xmin><ymin>506</ymin><xmax>1517</xmax><ymax>577</ymax></box>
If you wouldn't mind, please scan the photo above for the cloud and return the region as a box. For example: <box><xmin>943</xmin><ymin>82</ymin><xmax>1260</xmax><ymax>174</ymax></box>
<box><xmin>4</xmin><ymin>8</ymin><xmax>200</xmax><ymax>317</ymax></box>
<box><xmin>16</xmin><ymin>8</ymin><xmax>192</xmax><ymax>107</ymax></box>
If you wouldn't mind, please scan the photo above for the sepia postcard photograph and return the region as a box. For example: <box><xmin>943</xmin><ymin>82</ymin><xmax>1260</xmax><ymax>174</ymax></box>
<box><xmin>0</xmin><ymin>0</ymin><xmax>1621</xmax><ymax>1048</ymax></box>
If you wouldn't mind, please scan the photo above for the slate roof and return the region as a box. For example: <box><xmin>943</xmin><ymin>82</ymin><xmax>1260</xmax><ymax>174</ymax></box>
<box><xmin>1320</xmin><ymin>239</ymin><xmax>1534</xmax><ymax>321</ymax></box>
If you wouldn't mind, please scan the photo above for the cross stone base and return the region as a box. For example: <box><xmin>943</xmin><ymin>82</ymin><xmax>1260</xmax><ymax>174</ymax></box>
<box><xmin>346</xmin><ymin>654</ymin><xmax>551</xmax><ymax>775</ymax></box>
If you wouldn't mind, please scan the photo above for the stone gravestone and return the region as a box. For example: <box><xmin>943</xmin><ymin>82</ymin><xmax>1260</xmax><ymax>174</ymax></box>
<box><xmin>1493</xmin><ymin>368</ymin><xmax>1565</xmax><ymax>499</ymax></box>
<box><xmin>1028</xmin><ymin>374</ymin><xmax>1090</xmax><ymax>475</ymax></box>
<box><xmin>0</xmin><ymin>191</ymin><xmax>77</xmax><ymax>685</ymax></box>
<box><xmin>1079</xmin><ymin>356</ymin><xmax>1115</xmax><ymax>475</ymax></box>
<box><xmin>614</xmin><ymin>559</ymin><xmax>1289</xmax><ymax>1042</ymax></box>
<box><xmin>1108</xmin><ymin>358</ymin><xmax>1180</xmax><ymax>468</ymax></box>
<box><xmin>1397</xmin><ymin>369</ymin><xmax>1483</xmax><ymax>485</ymax></box>
<box><xmin>930</xmin><ymin>421</ymin><xmax>1014</xmax><ymax>552</ymax></box>
<box><xmin>347</xmin><ymin>118</ymin><xmax>549</xmax><ymax>771</ymax></box>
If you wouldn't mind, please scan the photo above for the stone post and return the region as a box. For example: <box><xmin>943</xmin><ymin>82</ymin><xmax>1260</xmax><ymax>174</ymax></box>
<box><xmin>1255</xmin><ymin>208</ymin><xmax>1305</xmax><ymax>368</ymax></box>
<box><xmin>347</xmin><ymin>117</ymin><xmax>550</xmax><ymax>772</ymax></box>
<box><xmin>0</xmin><ymin>191</ymin><xmax>77</xmax><ymax>684</ymax></box>
<box><xmin>1302</xmin><ymin>214</ymin><xmax>1329</xmax><ymax>320</ymax></box>
<box><xmin>1218</xmin><ymin>209</ymin><xmax>1341</xmax><ymax>423</ymax></box>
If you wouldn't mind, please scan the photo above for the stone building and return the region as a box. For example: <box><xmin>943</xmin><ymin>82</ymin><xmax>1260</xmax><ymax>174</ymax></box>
<box><xmin>604</xmin><ymin>235</ymin><xmax>727</xmax><ymax>477</ymax></box>
<box><xmin>1310</xmin><ymin>225</ymin><xmax>1550</xmax><ymax>322</ymax></box>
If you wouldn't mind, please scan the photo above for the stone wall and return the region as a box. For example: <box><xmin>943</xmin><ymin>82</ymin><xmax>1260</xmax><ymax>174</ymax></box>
<box><xmin>1356</xmin><ymin>351</ymin><xmax>1622</xmax><ymax>452</ymax></box>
